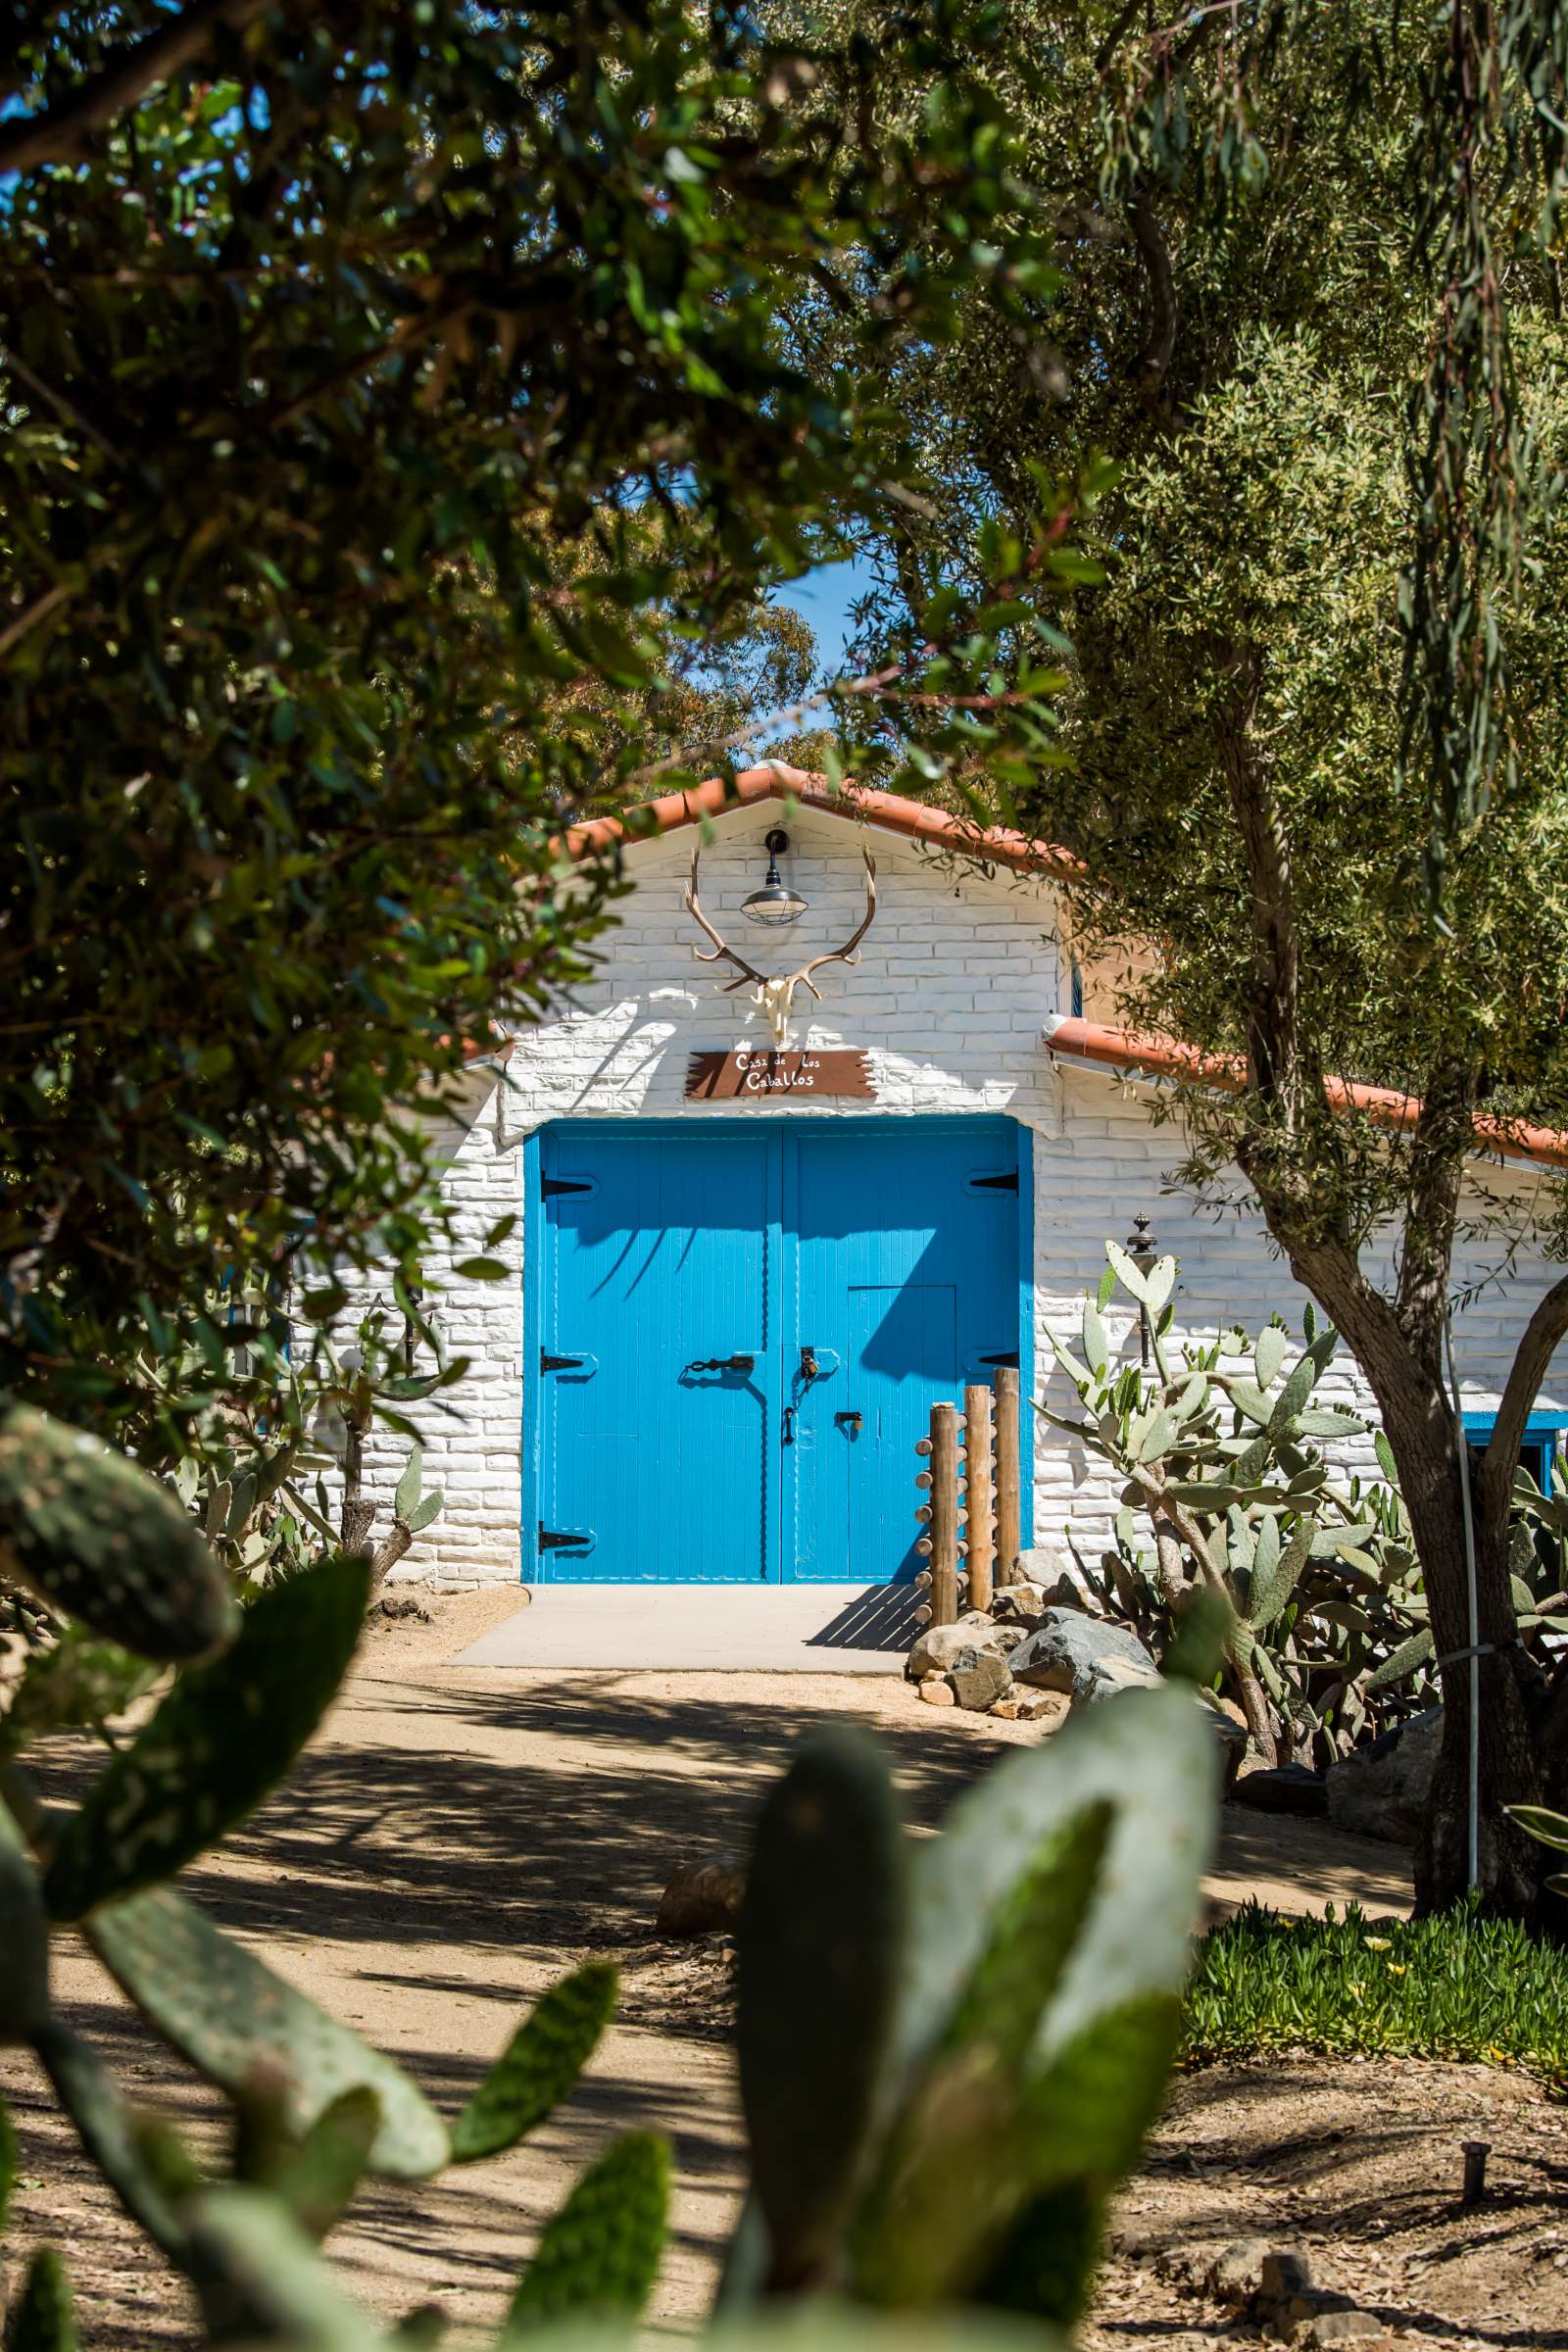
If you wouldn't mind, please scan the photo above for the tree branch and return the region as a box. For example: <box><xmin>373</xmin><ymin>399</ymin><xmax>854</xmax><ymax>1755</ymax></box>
<box><xmin>1129</xmin><ymin>186</ymin><xmax>1178</xmax><ymax>402</ymax></box>
<box><xmin>1481</xmin><ymin>1272</ymin><xmax>1568</xmax><ymax>1525</ymax></box>
<box><xmin>1395</xmin><ymin>1056</ymin><xmax>1476</xmax><ymax>1375</ymax></box>
<box><xmin>0</xmin><ymin>0</ymin><xmax>272</xmax><ymax>176</ymax></box>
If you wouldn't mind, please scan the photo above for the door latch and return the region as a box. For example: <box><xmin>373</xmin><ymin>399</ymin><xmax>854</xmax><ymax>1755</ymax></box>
<box><xmin>686</xmin><ymin>1353</ymin><xmax>756</xmax><ymax>1375</ymax></box>
<box><xmin>799</xmin><ymin>1344</ymin><xmax>819</xmax><ymax>1381</ymax></box>
<box><xmin>836</xmin><ymin>1409</ymin><xmax>864</xmax><ymax>1436</ymax></box>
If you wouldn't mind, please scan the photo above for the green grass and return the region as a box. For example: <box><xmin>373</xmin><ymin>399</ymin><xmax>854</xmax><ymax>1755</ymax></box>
<box><xmin>1184</xmin><ymin>1898</ymin><xmax>1568</xmax><ymax>2091</ymax></box>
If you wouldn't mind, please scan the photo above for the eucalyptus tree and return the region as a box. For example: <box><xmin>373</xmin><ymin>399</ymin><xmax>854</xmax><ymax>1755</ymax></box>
<box><xmin>0</xmin><ymin>1</ymin><xmax>1062</xmax><ymax>1450</ymax></box>
<box><xmin>793</xmin><ymin>1</ymin><xmax>1568</xmax><ymax>1917</ymax></box>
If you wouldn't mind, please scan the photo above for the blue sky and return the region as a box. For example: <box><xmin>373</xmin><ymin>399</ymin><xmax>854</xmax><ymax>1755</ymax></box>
<box><xmin>772</xmin><ymin>554</ymin><xmax>879</xmax><ymax>669</ymax></box>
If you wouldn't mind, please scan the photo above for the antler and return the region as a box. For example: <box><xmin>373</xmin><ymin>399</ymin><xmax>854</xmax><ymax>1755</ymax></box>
<box><xmin>789</xmin><ymin>847</ymin><xmax>877</xmax><ymax>1003</ymax></box>
<box><xmin>685</xmin><ymin>846</ymin><xmax>767</xmax><ymax>993</ymax></box>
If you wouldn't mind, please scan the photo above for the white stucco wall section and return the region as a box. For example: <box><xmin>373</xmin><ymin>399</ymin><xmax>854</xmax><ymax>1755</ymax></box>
<box><xmin>352</xmin><ymin>798</ymin><xmax>1568</xmax><ymax>1588</ymax></box>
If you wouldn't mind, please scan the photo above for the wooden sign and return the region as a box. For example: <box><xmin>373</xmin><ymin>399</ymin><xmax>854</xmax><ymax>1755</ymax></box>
<box><xmin>685</xmin><ymin>1048</ymin><xmax>875</xmax><ymax>1101</ymax></box>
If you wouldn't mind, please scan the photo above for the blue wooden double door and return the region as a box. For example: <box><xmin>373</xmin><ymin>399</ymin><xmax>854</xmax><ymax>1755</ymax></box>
<box><xmin>531</xmin><ymin>1116</ymin><xmax>1026</xmax><ymax>1583</ymax></box>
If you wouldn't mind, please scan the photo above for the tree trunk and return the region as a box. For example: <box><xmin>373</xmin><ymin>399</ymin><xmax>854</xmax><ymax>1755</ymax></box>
<box><xmin>1399</xmin><ymin>1443</ymin><xmax>1547</xmax><ymax>1917</ymax></box>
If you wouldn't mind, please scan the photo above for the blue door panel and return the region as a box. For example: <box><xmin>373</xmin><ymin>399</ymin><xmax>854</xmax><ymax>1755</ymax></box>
<box><xmin>539</xmin><ymin>1128</ymin><xmax>774</xmax><ymax>1581</ymax></box>
<box><xmin>533</xmin><ymin>1117</ymin><xmax>1021</xmax><ymax>1584</ymax></box>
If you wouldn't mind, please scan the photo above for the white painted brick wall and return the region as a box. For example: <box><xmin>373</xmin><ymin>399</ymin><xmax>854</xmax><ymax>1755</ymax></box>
<box><xmin>348</xmin><ymin>801</ymin><xmax>1568</xmax><ymax>1586</ymax></box>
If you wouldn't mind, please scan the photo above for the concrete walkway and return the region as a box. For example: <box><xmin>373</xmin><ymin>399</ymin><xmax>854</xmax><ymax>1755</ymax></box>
<box><xmin>456</xmin><ymin>1583</ymin><xmax>918</xmax><ymax>1671</ymax></box>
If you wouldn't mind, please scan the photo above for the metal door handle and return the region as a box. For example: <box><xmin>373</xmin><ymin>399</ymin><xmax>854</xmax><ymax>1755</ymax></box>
<box><xmin>687</xmin><ymin>1353</ymin><xmax>756</xmax><ymax>1375</ymax></box>
<box><xmin>782</xmin><ymin>1403</ymin><xmax>796</xmax><ymax>1446</ymax></box>
<box><xmin>836</xmin><ymin>1409</ymin><xmax>863</xmax><ymax>1435</ymax></box>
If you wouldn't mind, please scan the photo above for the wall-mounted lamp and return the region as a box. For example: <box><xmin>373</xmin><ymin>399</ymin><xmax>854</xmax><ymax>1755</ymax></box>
<box><xmin>740</xmin><ymin>829</ymin><xmax>808</xmax><ymax>927</ymax></box>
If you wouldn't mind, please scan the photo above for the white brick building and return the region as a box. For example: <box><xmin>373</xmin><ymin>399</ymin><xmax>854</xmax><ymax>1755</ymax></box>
<box><xmin>363</xmin><ymin>767</ymin><xmax>1568</xmax><ymax>1588</ymax></box>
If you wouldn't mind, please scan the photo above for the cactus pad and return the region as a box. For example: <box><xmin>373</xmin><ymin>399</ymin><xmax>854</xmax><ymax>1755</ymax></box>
<box><xmin>44</xmin><ymin>1550</ymin><xmax>368</xmax><ymax>1920</ymax></box>
<box><xmin>2</xmin><ymin>2246</ymin><xmax>78</xmax><ymax>2352</ymax></box>
<box><xmin>504</xmin><ymin>2132</ymin><xmax>670</xmax><ymax>2333</ymax></box>
<box><xmin>736</xmin><ymin>1730</ymin><xmax>906</xmax><ymax>2294</ymax></box>
<box><xmin>451</xmin><ymin>1962</ymin><xmax>617</xmax><ymax>2164</ymax></box>
<box><xmin>88</xmin><ymin>1883</ymin><xmax>449</xmax><ymax>2179</ymax></box>
<box><xmin>0</xmin><ymin>1408</ymin><xmax>238</xmax><ymax>1663</ymax></box>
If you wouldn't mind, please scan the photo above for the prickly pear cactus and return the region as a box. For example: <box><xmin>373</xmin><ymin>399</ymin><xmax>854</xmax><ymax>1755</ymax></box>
<box><xmin>0</xmin><ymin>1406</ymin><xmax>238</xmax><ymax>1662</ymax></box>
<box><xmin>727</xmin><ymin>1683</ymin><xmax>1217</xmax><ymax>2328</ymax></box>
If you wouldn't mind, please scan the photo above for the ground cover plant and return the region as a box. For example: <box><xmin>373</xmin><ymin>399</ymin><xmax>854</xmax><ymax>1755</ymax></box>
<box><xmin>1185</xmin><ymin>1899</ymin><xmax>1568</xmax><ymax>2093</ymax></box>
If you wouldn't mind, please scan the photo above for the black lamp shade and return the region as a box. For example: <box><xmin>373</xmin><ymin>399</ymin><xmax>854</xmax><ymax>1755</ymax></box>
<box><xmin>742</xmin><ymin>830</ymin><xmax>808</xmax><ymax>925</ymax></box>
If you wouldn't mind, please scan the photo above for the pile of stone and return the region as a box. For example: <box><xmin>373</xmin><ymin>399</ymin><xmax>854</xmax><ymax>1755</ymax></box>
<box><xmin>906</xmin><ymin>1562</ymin><xmax>1248</xmax><ymax>1786</ymax></box>
<box><xmin>908</xmin><ymin>1567</ymin><xmax>1160</xmax><ymax>1720</ymax></box>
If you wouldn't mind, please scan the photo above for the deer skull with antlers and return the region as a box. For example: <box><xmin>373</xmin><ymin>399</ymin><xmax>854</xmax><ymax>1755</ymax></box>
<box><xmin>684</xmin><ymin>841</ymin><xmax>877</xmax><ymax>1050</ymax></box>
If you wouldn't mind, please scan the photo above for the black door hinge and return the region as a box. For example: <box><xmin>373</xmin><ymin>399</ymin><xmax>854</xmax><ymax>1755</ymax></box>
<box><xmin>538</xmin><ymin>1523</ymin><xmax>592</xmax><ymax>1552</ymax></box>
<box><xmin>970</xmin><ymin>1170</ymin><xmax>1019</xmax><ymax>1193</ymax></box>
<box><xmin>541</xmin><ymin>1348</ymin><xmax>587</xmax><ymax>1374</ymax></box>
<box><xmin>541</xmin><ymin>1173</ymin><xmax>594</xmax><ymax>1199</ymax></box>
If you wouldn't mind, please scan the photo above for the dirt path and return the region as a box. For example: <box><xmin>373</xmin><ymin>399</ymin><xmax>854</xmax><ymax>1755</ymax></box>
<box><xmin>3</xmin><ymin>1592</ymin><xmax>1418</xmax><ymax>2346</ymax></box>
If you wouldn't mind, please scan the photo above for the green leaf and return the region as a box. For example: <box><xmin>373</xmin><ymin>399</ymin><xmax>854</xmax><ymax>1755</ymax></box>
<box><xmin>452</xmin><ymin>1963</ymin><xmax>618</xmax><ymax>2165</ymax></box>
<box><xmin>0</xmin><ymin>1408</ymin><xmax>238</xmax><ymax>1665</ymax></box>
<box><xmin>1294</xmin><ymin>1407</ymin><xmax>1366</xmax><ymax>1439</ymax></box>
<box><xmin>1254</xmin><ymin>1326</ymin><xmax>1289</xmax><ymax>1389</ymax></box>
<box><xmin>87</xmin><ymin>1884</ymin><xmax>449</xmax><ymax>2179</ymax></box>
<box><xmin>1365</xmin><ymin>1627</ymin><xmax>1435</xmax><ymax>1691</ymax></box>
<box><xmin>3</xmin><ymin>2248</ymin><xmax>77</xmax><ymax>2352</ymax></box>
<box><xmin>403</xmin><ymin>1493</ymin><xmax>443</xmax><ymax>1535</ymax></box>
<box><xmin>0</xmin><ymin>1800</ymin><xmax>50</xmax><ymax>2046</ymax></box>
<box><xmin>271</xmin><ymin>2088</ymin><xmax>381</xmax><ymax>2239</ymax></box>
<box><xmin>188</xmin><ymin>2186</ymin><xmax>388</xmax><ymax>2351</ymax></box>
<box><xmin>1</xmin><ymin>1630</ymin><xmax>160</xmax><ymax>1756</ymax></box>
<box><xmin>1507</xmin><ymin>1803</ymin><xmax>1568</xmax><ymax>1856</ymax></box>
<box><xmin>1143</xmin><ymin>1257</ymin><xmax>1176</xmax><ymax>1316</ymax></box>
<box><xmin>737</xmin><ymin>1731</ymin><xmax>906</xmax><ymax>2292</ymax></box>
<box><xmin>850</xmin><ymin>1804</ymin><xmax>1113</xmax><ymax>2305</ymax></box>
<box><xmin>454</xmin><ymin>1256</ymin><xmax>508</xmax><ymax>1281</ymax></box>
<box><xmin>1160</xmin><ymin>1588</ymin><xmax>1234</xmax><ymax>1687</ymax></box>
<box><xmin>874</xmin><ymin>1683</ymin><xmax>1216</xmax><ymax>2288</ymax></box>
<box><xmin>45</xmin><ymin>1552</ymin><xmax>369</xmax><ymax>1921</ymax></box>
<box><xmin>32</xmin><ymin>2022</ymin><xmax>189</xmax><ymax>2261</ymax></box>
<box><xmin>1224</xmin><ymin>1381</ymin><xmax>1274</xmax><ymax>1429</ymax></box>
<box><xmin>1103</xmin><ymin>1240</ymin><xmax>1148</xmax><ymax>1304</ymax></box>
<box><xmin>503</xmin><ymin>2133</ymin><xmax>670</xmax><ymax>2334</ymax></box>
<box><xmin>1080</xmin><ymin>1299</ymin><xmax>1108</xmax><ymax>1378</ymax></box>
<box><xmin>394</xmin><ymin>1448</ymin><xmax>422</xmax><ymax>1522</ymax></box>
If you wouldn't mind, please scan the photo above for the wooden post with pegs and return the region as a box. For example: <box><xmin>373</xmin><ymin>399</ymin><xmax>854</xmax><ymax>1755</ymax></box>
<box><xmin>963</xmin><ymin>1383</ymin><xmax>995</xmax><ymax>1614</ymax></box>
<box><xmin>926</xmin><ymin>1401</ymin><xmax>960</xmax><ymax>1627</ymax></box>
<box><xmin>993</xmin><ymin>1364</ymin><xmax>1021</xmax><ymax>1585</ymax></box>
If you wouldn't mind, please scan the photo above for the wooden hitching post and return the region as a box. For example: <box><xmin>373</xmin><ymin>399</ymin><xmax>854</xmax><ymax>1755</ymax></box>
<box><xmin>964</xmin><ymin>1383</ymin><xmax>995</xmax><ymax>1615</ymax></box>
<box><xmin>928</xmin><ymin>1401</ymin><xmax>960</xmax><ymax>1627</ymax></box>
<box><xmin>993</xmin><ymin>1364</ymin><xmax>1021</xmax><ymax>1586</ymax></box>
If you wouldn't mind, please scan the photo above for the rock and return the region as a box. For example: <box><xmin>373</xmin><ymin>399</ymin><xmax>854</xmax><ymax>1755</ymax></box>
<box><xmin>1233</xmin><ymin>1761</ymin><xmax>1328</xmax><ymax>1817</ymax></box>
<box><xmin>655</xmin><ymin>1857</ymin><xmax>745</xmax><ymax>1938</ymax></box>
<box><xmin>907</xmin><ymin>1611</ymin><xmax>1007</xmax><ymax>1680</ymax></box>
<box><xmin>1326</xmin><ymin>1705</ymin><xmax>1444</xmax><ymax>1844</ymax></box>
<box><xmin>991</xmin><ymin>1690</ymin><xmax>1070</xmax><ymax>1726</ymax></box>
<box><xmin>918</xmin><ymin>1677</ymin><xmax>956</xmax><ymax>1707</ymax></box>
<box><xmin>1204</xmin><ymin>1707</ymin><xmax>1249</xmax><ymax>1791</ymax></box>
<box><xmin>1259</xmin><ymin>2249</ymin><xmax>1318</xmax><ymax>2305</ymax></box>
<box><xmin>1294</xmin><ymin>2315</ymin><xmax>1392</xmax><ymax>2348</ymax></box>
<box><xmin>1205</xmin><ymin>2237</ymin><xmax>1271</xmax><ymax>2306</ymax></box>
<box><xmin>1010</xmin><ymin>1609</ymin><xmax>1160</xmax><ymax>1705</ymax></box>
<box><xmin>371</xmin><ymin>1592</ymin><xmax>431</xmax><ymax>1623</ymax></box>
<box><xmin>990</xmin><ymin>1622</ymin><xmax>1026</xmax><ymax>1654</ymax></box>
<box><xmin>947</xmin><ymin>1651</ymin><xmax>1011</xmax><ymax>1712</ymax></box>
<box><xmin>992</xmin><ymin>1579</ymin><xmax>1053</xmax><ymax>1627</ymax></box>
